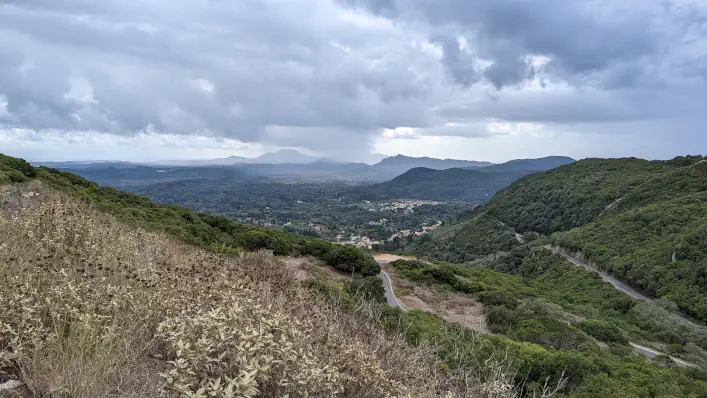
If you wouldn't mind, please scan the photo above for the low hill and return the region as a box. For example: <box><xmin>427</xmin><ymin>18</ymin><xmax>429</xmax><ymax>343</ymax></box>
<box><xmin>411</xmin><ymin>155</ymin><xmax>707</xmax><ymax>321</ymax></box>
<box><xmin>360</xmin><ymin>167</ymin><xmax>525</xmax><ymax>201</ymax></box>
<box><xmin>370</xmin><ymin>155</ymin><xmax>493</xmax><ymax>180</ymax></box>
<box><xmin>359</xmin><ymin>156</ymin><xmax>575</xmax><ymax>201</ymax></box>
<box><xmin>253</xmin><ymin>149</ymin><xmax>320</xmax><ymax>164</ymax></box>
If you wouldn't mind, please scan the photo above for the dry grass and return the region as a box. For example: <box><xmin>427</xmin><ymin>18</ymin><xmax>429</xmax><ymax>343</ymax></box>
<box><xmin>0</xmin><ymin>185</ymin><xmax>517</xmax><ymax>397</ymax></box>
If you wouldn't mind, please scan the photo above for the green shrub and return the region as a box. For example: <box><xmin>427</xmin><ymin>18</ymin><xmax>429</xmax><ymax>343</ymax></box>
<box><xmin>426</xmin><ymin>267</ymin><xmax>457</xmax><ymax>286</ymax></box>
<box><xmin>346</xmin><ymin>276</ymin><xmax>386</xmax><ymax>303</ymax></box>
<box><xmin>580</xmin><ymin>319</ymin><xmax>628</xmax><ymax>344</ymax></box>
<box><xmin>454</xmin><ymin>279</ymin><xmax>488</xmax><ymax>294</ymax></box>
<box><xmin>478</xmin><ymin>290</ymin><xmax>519</xmax><ymax>308</ymax></box>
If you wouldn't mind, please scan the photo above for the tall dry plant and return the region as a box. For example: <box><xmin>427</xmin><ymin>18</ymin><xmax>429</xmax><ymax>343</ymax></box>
<box><xmin>0</xmin><ymin>184</ymin><xmax>518</xmax><ymax>397</ymax></box>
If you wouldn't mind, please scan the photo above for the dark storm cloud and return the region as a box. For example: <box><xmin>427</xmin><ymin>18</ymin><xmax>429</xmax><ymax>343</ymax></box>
<box><xmin>0</xmin><ymin>0</ymin><xmax>435</xmax><ymax>154</ymax></box>
<box><xmin>1</xmin><ymin>0</ymin><xmax>706</xmax><ymax>160</ymax></box>
<box><xmin>344</xmin><ymin>0</ymin><xmax>703</xmax><ymax>90</ymax></box>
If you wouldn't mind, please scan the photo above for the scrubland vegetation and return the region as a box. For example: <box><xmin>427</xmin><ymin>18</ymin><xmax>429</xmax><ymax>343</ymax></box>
<box><xmin>0</xmin><ymin>186</ymin><xmax>522</xmax><ymax>397</ymax></box>
<box><xmin>386</xmin><ymin>257</ymin><xmax>707</xmax><ymax>397</ymax></box>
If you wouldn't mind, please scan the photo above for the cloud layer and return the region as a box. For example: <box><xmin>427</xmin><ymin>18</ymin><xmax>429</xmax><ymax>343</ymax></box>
<box><xmin>1</xmin><ymin>0</ymin><xmax>706</xmax><ymax>161</ymax></box>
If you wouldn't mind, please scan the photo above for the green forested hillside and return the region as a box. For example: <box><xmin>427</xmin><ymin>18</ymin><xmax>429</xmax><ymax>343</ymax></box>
<box><xmin>410</xmin><ymin>213</ymin><xmax>522</xmax><ymax>262</ymax></box>
<box><xmin>485</xmin><ymin>156</ymin><xmax>706</xmax><ymax>234</ymax></box>
<box><xmin>409</xmin><ymin>156</ymin><xmax>707</xmax><ymax>320</ymax></box>
<box><xmin>554</xmin><ymin>191</ymin><xmax>707</xmax><ymax>319</ymax></box>
<box><xmin>0</xmin><ymin>153</ymin><xmax>380</xmax><ymax>276</ymax></box>
<box><xmin>357</xmin><ymin>156</ymin><xmax>574</xmax><ymax>202</ymax></box>
<box><xmin>355</xmin><ymin>167</ymin><xmax>525</xmax><ymax>201</ymax></box>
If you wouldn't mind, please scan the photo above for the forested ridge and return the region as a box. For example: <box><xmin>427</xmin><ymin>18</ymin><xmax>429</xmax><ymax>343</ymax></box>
<box><xmin>355</xmin><ymin>156</ymin><xmax>575</xmax><ymax>202</ymax></box>
<box><xmin>485</xmin><ymin>156</ymin><xmax>706</xmax><ymax>233</ymax></box>
<box><xmin>409</xmin><ymin>156</ymin><xmax>707</xmax><ymax>320</ymax></box>
<box><xmin>0</xmin><ymin>153</ymin><xmax>380</xmax><ymax>276</ymax></box>
<box><xmin>357</xmin><ymin>167</ymin><xmax>526</xmax><ymax>201</ymax></box>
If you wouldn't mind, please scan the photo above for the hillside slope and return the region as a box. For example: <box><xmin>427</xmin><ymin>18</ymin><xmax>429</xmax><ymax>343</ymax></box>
<box><xmin>413</xmin><ymin>156</ymin><xmax>707</xmax><ymax>320</ymax></box>
<box><xmin>0</xmin><ymin>187</ymin><xmax>477</xmax><ymax>396</ymax></box>
<box><xmin>485</xmin><ymin>156</ymin><xmax>705</xmax><ymax>233</ymax></box>
<box><xmin>0</xmin><ymin>153</ymin><xmax>380</xmax><ymax>277</ymax></box>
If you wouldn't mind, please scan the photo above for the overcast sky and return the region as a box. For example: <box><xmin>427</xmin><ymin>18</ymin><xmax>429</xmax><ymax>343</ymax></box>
<box><xmin>1</xmin><ymin>0</ymin><xmax>706</xmax><ymax>163</ymax></box>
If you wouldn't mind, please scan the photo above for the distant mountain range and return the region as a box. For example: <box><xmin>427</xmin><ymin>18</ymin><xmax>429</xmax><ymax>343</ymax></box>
<box><xmin>355</xmin><ymin>156</ymin><xmax>575</xmax><ymax>201</ymax></box>
<box><xmin>374</xmin><ymin>154</ymin><xmax>493</xmax><ymax>173</ymax></box>
<box><xmin>33</xmin><ymin>152</ymin><xmax>575</xmax><ymax>184</ymax></box>
<box><xmin>153</xmin><ymin>149</ymin><xmax>321</xmax><ymax>166</ymax></box>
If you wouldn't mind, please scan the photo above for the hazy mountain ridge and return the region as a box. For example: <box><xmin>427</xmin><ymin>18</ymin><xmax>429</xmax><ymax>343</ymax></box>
<box><xmin>33</xmin><ymin>152</ymin><xmax>502</xmax><ymax>181</ymax></box>
<box><xmin>477</xmin><ymin>156</ymin><xmax>575</xmax><ymax>173</ymax></box>
<box><xmin>359</xmin><ymin>156</ymin><xmax>575</xmax><ymax>201</ymax></box>
<box><xmin>374</xmin><ymin>154</ymin><xmax>494</xmax><ymax>170</ymax></box>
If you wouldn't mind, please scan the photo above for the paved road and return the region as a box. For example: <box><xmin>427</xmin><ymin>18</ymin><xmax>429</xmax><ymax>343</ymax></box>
<box><xmin>544</xmin><ymin>245</ymin><xmax>699</xmax><ymax>367</ymax></box>
<box><xmin>630</xmin><ymin>342</ymin><xmax>695</xmax><ymax>368</ymax></box>
<box><xmin>559</xmin><ymin>251</ymin><xmax>649</xmax><ymax>301</ymax></box>
<box><xmin>378</xmin><ymin>270</ymin><xmax>404</xmax><ymax>309</ymax></box>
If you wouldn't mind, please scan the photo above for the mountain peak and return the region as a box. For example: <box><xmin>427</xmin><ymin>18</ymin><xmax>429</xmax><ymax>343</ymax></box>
<box><xmin>255</xmin><ymin>149</ymin><xmax>319</xmax><ymax>164</ymax></box>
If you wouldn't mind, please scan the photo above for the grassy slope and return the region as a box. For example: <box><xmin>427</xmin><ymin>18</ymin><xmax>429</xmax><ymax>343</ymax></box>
<box><xmin>0</xmin><ymin>188</ymin><xmax>475</xmax><ymax>397</ymax></box>
<box><xmin>0</xmin><ymin>153</ymin><xmax>380</xmax><ymax>277</ymax></box>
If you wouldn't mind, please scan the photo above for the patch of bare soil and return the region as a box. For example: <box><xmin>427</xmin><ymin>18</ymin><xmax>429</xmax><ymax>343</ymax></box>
<box><xmin>281</xmin><ymin>256</ymin><xmax>352</xmax><ymax>281</ymax></box>
<box><xmin>399</xmin><ymin>295</ymin><xmax>434</xmax><ymax>312</ymax></box>
<box><xmin>373</xmin><ymin>253</ymin><xmax>417</xmax><ymax>263</ymax></box>
<box><xmin>382</xmin><ymin>265</ymin><xmax>490</xmax><ymax>334</ymax></box>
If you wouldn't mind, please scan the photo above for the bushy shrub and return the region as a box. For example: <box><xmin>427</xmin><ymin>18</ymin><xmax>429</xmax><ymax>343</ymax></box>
<box><xmin>478</xmin><ymin>290</ymin><xmax>519</xmax><ymax>309</ymax></box>
<box><xmin>580</xmin><ymin>319</ymin><xmax>628</xmax><ymax>344</ymax></box>
<box><xmin>455</xmin><ymin>279</ymin><xmax>489</xmax><ymax>294</ymax></box>
<box><xmin>346</xmin><ymin>276</ymin><xmax>386</xmax><ymax>303</ymax></box>
<box><xmin>426</xmin><ymin>267</ymin><xmax>458</xmax><ymax>286</ymax></box>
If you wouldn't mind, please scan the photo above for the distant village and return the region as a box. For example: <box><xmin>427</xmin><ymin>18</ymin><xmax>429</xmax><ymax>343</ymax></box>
<box><xmin>335</xmin><ymin>200</ymin><xmax>444</xmax><ymax>249</ymax></box>
<box><xmin>238</xmin><ymin>199</ymin><xmax>447</xmax><ymax>249</ymax></box>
